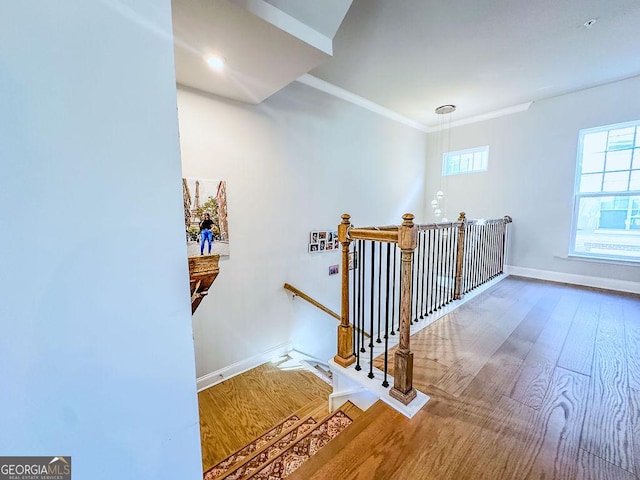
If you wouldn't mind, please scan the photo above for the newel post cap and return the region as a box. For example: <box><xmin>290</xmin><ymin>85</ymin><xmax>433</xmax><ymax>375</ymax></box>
<box><xmin>401</xmin><ymin>213</ymin><xmax>415</xmax><ymax>227</ymax></box>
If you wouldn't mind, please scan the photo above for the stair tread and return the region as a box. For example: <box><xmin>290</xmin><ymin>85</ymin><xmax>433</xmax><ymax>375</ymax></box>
<box><xmin>204</xmin><ymin>398</ymin><xmax>363</xmax><ymax>480</ymax></box>
<box><xmin>242</xmin><ymin>408</ymin><xmax>354</xmax><ymax>480</ymax></box>
<box><xmin>219</xmin><ymin>415</ymin><xmax>318</xmax><ymax>480</ymax></box>
<box><xmin>286</xmin><ymin>401</ymin><xmax>393</xmax><ymax>480</ymax></box>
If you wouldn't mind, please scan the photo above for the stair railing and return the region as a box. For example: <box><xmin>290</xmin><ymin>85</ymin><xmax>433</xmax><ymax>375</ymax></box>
<box><xmin>334</xmin><ymin>212</ymin><xmax>512</xmax><ymax>406</ymax></box>
<box><xmin>283</xmin><ymin>282</ymin><xmax>371</xmax><ymax>338</ymax></box>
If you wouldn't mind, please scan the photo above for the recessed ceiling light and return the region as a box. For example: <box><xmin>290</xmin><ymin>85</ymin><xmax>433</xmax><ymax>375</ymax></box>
<box><xmin>584</xmin><ymin>19</ymin><xmax>597</xmax><ymax>28</ymax></box>
<box><xmin>204</xmin><ymin>55</ymin><xmax>225</xmax><ymax>71</ymax></box>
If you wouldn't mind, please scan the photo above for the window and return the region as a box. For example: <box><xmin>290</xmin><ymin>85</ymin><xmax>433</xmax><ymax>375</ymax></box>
<box><xmin>442</xmin><ymin>146</ymin><xmax>489</xmax><ymax>176</ymax></box>
<box><xmin>570</xmin><ymin>120</ymin><xmax>640</xmax><ymax>262</ymax></box>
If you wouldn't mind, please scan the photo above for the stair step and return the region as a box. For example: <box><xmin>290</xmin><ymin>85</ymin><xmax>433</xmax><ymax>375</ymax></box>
<box><xmin>204</xmin><ymin>415</ymin><xmax>318</xmax><ymax>480</ymax></box>
<box><xmin>242</xmin><ymin>409</ymin><xmax>354</xmax><ymax>480</ymax></box>
<box><xmin>312</xmin><ymin>364</ymin><xmax>333</xmax><ymax>383</ymax></box>
<box><xmin>203</xmin><ymin>413</ymin><xmax>306</xmax><ymax>480</ymax></box>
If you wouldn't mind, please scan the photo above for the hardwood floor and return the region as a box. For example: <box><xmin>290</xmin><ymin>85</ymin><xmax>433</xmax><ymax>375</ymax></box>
<box><xmin>290</xmin><ymin>276</ymin><xmax>640</xmax><ymax>480</ymax></box>
<box><xmin>198</xmin><ymin>358</ymin><xmax>332</xmax><ymax>471</ymax></box>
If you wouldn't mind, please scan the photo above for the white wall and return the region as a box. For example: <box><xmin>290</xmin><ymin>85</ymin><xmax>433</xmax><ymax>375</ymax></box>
<box><xmin>177</xmin><ymin>82</ymin><xmax>427</xmax><ymax>376</ymax></box>
<box><xmin>0</xmin><ymin>2</ymin><xmax>202</xmax><ymax>479</ymax></box>
<box><xmin>426</xmin><ymin>76</ymin><xmax>640</xmax><ymax>284</ymax></box>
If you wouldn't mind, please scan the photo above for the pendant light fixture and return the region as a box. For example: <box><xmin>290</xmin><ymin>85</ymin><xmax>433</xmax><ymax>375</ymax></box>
<box><xmin>431</xmin><ymin>104</ymin><xmax>456</xmax><ymax>222</ymax></box>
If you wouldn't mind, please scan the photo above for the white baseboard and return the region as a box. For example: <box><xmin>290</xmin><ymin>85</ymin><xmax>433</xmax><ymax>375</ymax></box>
<box><xmin>505</xmin><ymin>265</ymin><xmax>640</xmax><ymax>295</ymax></box>
<box><xmin>196</xmin><ymin>341</ymin><xmax>293</xmax><ymax>392</ymax></box>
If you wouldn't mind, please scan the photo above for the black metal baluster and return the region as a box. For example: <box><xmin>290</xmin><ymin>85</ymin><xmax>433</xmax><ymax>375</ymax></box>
<box><xmin>500</xmin><ymin>221</ymin><xmax>506</xmax><ymax>273</ymax></box>
<box><xmin>355</xmin><ymin>240</ymin><xmax>363</xmax><ymax>370</ymax></box>
<box><xmin>377</xmin><ymin>241</ymin><xmax>382</xmax><ymax>343</ymax></box>
<box><xmin>451</xmin><ymin>224</ymin><xmax>457</xmax><ymax>300</ymax></box>
<box><xmin>383</xmin><ymin>242</ymin><xmax>391</xmax><ymax>388</ymax></box>
<box><xmin>498</xmin><ymin>222</ymin><xmax>503</xmax><ymax>275</ymax></box>
<box><xmin>368</xmin><ymin>241</ymin><xmax>375</xmax><ymax>379</ymax></box>
<box><xmin>441</xmin><ymin>226</ymin><xmax>447</xmax><ymax>306</ymax></box>
<box><xmin>397</xmin><ymin>243</ymin><xmax>402</xmax><ymax>332</ymax></box>
<box><xmin>352</xmin><ymin>242</ymin><xmax>356</xmax><ymax>357</ymax></box>
<box><xmin>413</xmin><ymin>229</ymin><xmax>421</xmax><ymax>322</ymax></box>
<box><xmin>436</xmin><ymin>226</ymin><xmax>443</xmax><ymax>309</ymax></box>
<box><xmin>470</xmin><ymin>224</ymin><xmax>477</xmax><ymax>290</ymax></box>
<box><xmin>490</xmin><ymin>222</ymin><xmax>495</xmax><ymax>279</ymax></box>
<box><xmin>445</xmin><ymin>225</ymin><xmax>455</xmax><ymax>305</ymax></box>
<box><xmin>492</xmin><ymin>222</ymin><xmax>497</xmax><ymax>278</ymax></box>
<box><xmin>443</xmin><ymin>226</ymin><xmax>451</xmax><ymax>304</ymax></box>
<box><xmin>420</xmin><ymin>229</ymin><xmax>426</xmax><ymax>316</ymax></box>
<box><xmin>391</xmin><ymin>245</ymin><xmax>397</xmax><ymax>335</ymax></box>
<box><xmin>467</xmin><ymin>225</ymin><xmax>472</xmax><ymax>289</ymax></box>
<box><xmin>429</xmin><ymin>228</ymin><xmax>436</xmax><ymax>314</ymax></box>
<box><xmin>483</xmin><ymin>224</ymin><xmax>489</xmax><ymax>284</ymax></box>
<box><xmin>359</xmin><ymin>241</ymin><xmax>366</xmax><ymax>356</ymax></box>
<box><xmin>477</xmin><ymin>224</ymin><xmax>482</xmax><ymax>287</ymax></box>
<box><xmin>469</xmin><ymin>224</ymin><xmax>477</xmax><ymax>291</ymax></box>
<box><xmin>461</xmin><ymin>226</ymin><xmax>467</xmax><ymax>294</ymax></box>
<box><xmin>418</xmin><ymin>230</ymin><xmax>427</xmax><ymax>319</ymax></box>
<box><xmin>410</xmin><ymin>235</ymin><xmax>416</xmax><ymax>324</ymax></box>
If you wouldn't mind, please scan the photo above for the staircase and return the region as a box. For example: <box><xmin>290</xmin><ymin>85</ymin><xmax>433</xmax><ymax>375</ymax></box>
<box><xmin>189</xmin><ymin>254</ymin><xmax>220</xmax><ymax>314</ymax></box>
<box><xmin>203</xmin><ymin>401</ymin><xmax>362</xmax><ymax>480</ymax></box>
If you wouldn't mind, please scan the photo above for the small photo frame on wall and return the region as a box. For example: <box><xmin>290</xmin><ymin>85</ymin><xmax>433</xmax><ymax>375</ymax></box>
<box><xmin>308</xmin><ymin>229</ymin><xmax>340</xmax><ymax>254</ymax></box>
<box><xmin>329</xmin><ymin>265</ymin><xmax>339</xmax><ymax>275</ymax></box>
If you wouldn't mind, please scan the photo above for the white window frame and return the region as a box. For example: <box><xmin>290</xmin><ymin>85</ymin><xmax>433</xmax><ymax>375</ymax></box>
<box><xmin>569</xmin><ymin>120</ymin><xmax>640</xmax><ymax>263</ymax></box>
<box><xmin>442</xmin><ymin>146</ymin><xmax>489</xmax><ymax>176</ymax></box>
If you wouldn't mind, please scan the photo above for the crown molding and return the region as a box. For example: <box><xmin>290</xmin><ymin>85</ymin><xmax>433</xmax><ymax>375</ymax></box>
<box><xmin>296</xmin><ymin>74</ymin><xmax>429</xmax><ymax>132</ymax></box>
<box><xmin>296</xmin><ymin>74</ymin><xmax>534</xmax><ymax>133</ymax></box>
<box><xmin>427</xmin><ymin>102</ymin><xmax>533</xmax><ymax>132</ymax></box>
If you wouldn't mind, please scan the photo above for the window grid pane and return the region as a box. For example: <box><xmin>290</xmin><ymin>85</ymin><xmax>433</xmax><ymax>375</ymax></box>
<box><xmin>579</xmin><ymin>173</ymin><xmax>603</xmax><ymax>193</ymax></box>
<box><xmin>442</xmin><ymin>146</ymin><xmax>489</xmax><ymax>177</ymax></box>
<box><xmin>605</xmin><ymin>149</ymin><xmax>633</xmax><ymax>172</ymax></box>
<box><xmin>573</xmin><ymin>120</ymin><xmax>640</xmax><ymax>262</ymax></box>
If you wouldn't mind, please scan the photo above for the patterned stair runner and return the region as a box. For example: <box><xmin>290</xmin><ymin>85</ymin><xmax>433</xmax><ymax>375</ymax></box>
<box><xmin>204</xmin><ymin>415</ymin><xmax>317</xmax><ymax>480</ymax></box>
<box><xmin>204</xmin><ymin>414</ymin><xmax>303</xmax><ymax>479</ymax></box>
<box><xmin>245</xmin><ymin>410</ymin><xmax>353</xmax><ymax>480</ymax></box>
<box><xmin>203</xmin><ymin>409</ymin><xmax>353</xmax><ymax>480</ymax></box>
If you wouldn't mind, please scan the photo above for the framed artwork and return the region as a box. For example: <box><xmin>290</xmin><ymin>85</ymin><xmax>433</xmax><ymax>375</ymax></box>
<box><xmin>183</xmin><ymin>178</ymin><xmax>230</xmax><ymax>257</ymax></box>
<box><xmin>308</xmin><ymin>229</ymin><xmax>340</xmax><ymax>254</ymax></box>
<box><xmin>329</xmin><ymin>265</ymin><xmax>339</xmax><ymax>275</ymax></box>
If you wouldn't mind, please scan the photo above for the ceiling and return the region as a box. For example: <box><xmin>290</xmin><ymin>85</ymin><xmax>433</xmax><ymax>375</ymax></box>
<box><xmin>173</xmin><ymin>0</ymin><xmax>640</xmax><ymax>128</ymax></box>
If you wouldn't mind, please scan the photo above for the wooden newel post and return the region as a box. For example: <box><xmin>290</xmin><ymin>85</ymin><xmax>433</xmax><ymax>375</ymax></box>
<box><xmin>334</xmin><ymin>214</ymin><xmax>356</xmax><ymax>367</ymax></box>
<box><xmin>454</xmin><ymin>211</ymin><xmax>466</xmax><ymax>300</ymax></box>
<box><xmin>389</xmin><ymin>213</ymin><xmax>418</xmax><ymax>405</ymax></box>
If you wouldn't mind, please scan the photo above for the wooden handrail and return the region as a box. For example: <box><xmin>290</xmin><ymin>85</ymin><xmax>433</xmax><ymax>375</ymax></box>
<box><xmin>348</xmin><ymin>227</ymin><xmax>398</xmax><ymax>243</ymax></box>
<box><xmin>283</xmin><ymin>283</ymin><xmax>341</xmax><ymax>321</ymax></box>
<box><xmin>349</xmin><ymin>217</ymin><xmax>511</xmax><ymax>238</ymax></box>
<box><xmin>415</xmin><ymin>221</ymin><xmax>461</xmax><ymax>230</ymax></box>
<box><xmin>284</xmin><ymin>282</ymin><xmax>371</xmax><ymax>338</ymax></box>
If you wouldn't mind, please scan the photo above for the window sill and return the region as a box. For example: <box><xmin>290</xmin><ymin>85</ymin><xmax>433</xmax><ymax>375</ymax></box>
<box><xmin>558</xmin><ymin>253</ymin><xmax>640</xmax><ymax>266</ymax></box>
